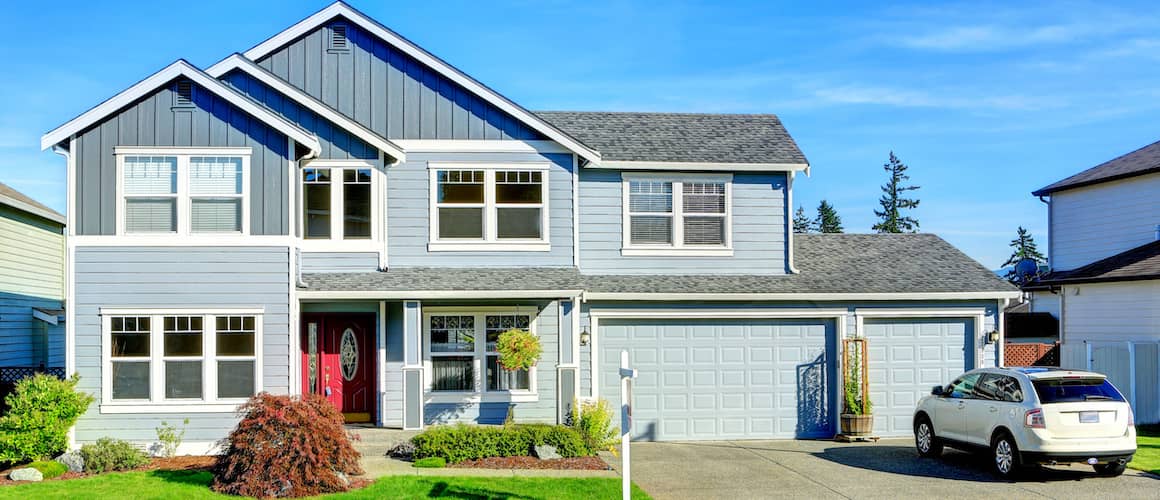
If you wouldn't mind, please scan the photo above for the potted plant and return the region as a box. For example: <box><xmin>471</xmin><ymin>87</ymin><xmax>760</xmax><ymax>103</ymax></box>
<box><xmin>839</xmin><ymin>339</ymin><xmax>874</xmax><ymax>436</ymax></box>
<box><xmin>495</xmin><ymin>328</ymin><xmax>541</xmax><ymax>372</ymax></box>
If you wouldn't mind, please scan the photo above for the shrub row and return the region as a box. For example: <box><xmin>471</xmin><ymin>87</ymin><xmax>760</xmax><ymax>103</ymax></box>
<box><xmin>411</xmin><ymin>423</ymin><xmax>588</xmax><ymax>463</ymax></box>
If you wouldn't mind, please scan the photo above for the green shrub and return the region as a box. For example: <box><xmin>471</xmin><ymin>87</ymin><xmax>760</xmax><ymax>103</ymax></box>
<box><xmin>0</xmin><ymin>374</ymin><xmax>94</xmax><ymax>464</ymax></box>
<box><xmin>570</xmin><ymin>399</ymin><xmax>620</xmax><ymax>453</ymax></box>
<box><xmin>80</xmin><ymin>438</ymin><xmax>149</xmax><ymax>473</ymax></box>
<box><xmin>411</xmin><ymin>423</ymin><xmax>589</xmax><ymax>463</ymax></box>
<box><xmin>155</xmin><ymin>418</ymin><xmax>188</xmax><ymax>458</ymax></box>
<box><xmin>27</xmin><ymin>459</ymin><xmax>68</xmax><ymax>479</ymax></box>
<box><xmin>413</xmin><ymin>457</ymin><xmax>446</xmax><ymax>468</ymax></box>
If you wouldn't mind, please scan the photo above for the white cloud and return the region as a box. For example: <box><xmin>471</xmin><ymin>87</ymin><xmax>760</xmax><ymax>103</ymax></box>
<box><xmin>807</xmin><ymin>84</ymin><xmax>1056</xmax><ymax>111</ymax></box>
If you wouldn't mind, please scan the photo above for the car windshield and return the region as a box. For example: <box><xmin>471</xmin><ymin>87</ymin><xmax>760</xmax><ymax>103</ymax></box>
<box><xmin>1032</xmin><ymin>377</ymin><xmax>1125</xmax><ymax>404</ymax></box>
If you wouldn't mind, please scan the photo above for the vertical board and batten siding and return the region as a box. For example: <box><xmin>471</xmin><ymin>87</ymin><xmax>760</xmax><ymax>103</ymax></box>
<box><xmin>578</xmin><ymin>169</ymin><xmax>788</xmax><ymax>274</ymax></box>
<box><xmin>256</xmin><ymin>19</ymin><xmax>544</xmax><ymax>141</ymax></box>
<box><xmin>424</xmin><ymin>300</ymin><xmax>561</xmax><ymax>425</ymax></box>
<box><xmin>220</xmin><ymin>70</ymin><xmax>377</xmax><ymax>160</ymax></box>
<box><xmin>73</xmin><ymin>79</ymin><xmax>291</xmax><ymax>236</ymax></box>
<box><xmin>1049</xmin><ymin>172</ymin><xmax>1160</xmax><ymax>271</ymax></box>
<box><xmin>0</xmin><ymin>205</ymin><xmax>64</xmax><ymax>367</ymax></box>
<box><xmin>387</xmin><ymin>152</ymin><xmax>574</xmax><ymax>267</ymax></box>
<box><xmin>299</xmin><ymin>252</ymin><xmax>381</xmax><ymax>273</ymax></box>
<box><xmin>71</xmin><ymin>247</ymin><xmax>290</xmax><ymax>443</ymax></box>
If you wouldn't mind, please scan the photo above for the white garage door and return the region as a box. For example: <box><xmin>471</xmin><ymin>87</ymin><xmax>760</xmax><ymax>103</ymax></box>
<box><xmin>864</xmin><ymin>318</ymin><xmax>972</xmax><ymax>437</ymax></box>
<box><xmin>598</xmin><ymin>318</ymin><xmax>835</xmax><ymax>441</ymax></box>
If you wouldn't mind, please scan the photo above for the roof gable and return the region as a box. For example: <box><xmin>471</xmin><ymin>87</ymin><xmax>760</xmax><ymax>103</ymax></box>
<box><xmin>41</xmin><ymin>60</ymin><xmax>321</xmax><ymax>154</ymax></box>
<box><xmin>0</xmin><ymin>182</ymin><xmax>64</xmax><ymax>225</ymax></box>
<box><xmin>1033</xmin><ymin>138</ymin><xmax>1160</xmax><ymax>196</ymax></box>
<box><xmin>242</xmin><ymin>1</ymin><xmax>600</xmax><ymax>162</ymax></box>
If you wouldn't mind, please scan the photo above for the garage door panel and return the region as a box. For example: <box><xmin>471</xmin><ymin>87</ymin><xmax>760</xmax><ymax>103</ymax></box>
<box><xmin>864</xmin><ymin>318</ymin><xmax>972</xmax><ymax>437</ymax></box>
<box><xmin>600</xmin><ymin>318</ymin><xmax>835</xmax><ymax>441</ymax></box>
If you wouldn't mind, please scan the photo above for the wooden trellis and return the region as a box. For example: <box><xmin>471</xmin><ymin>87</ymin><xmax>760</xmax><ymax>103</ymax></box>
<box><xmin>842</xmin><ymin>338</ymin><xmax>869</xmax><ymax>413</ymax></box>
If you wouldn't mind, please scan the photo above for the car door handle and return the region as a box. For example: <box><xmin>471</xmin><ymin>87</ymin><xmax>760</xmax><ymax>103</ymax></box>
<box><xmin>957</xmin><ymin>401</ymin><xmax>965</xmax><ymax>409</ymax></box>
<box><xmin>989</xmin><ymin>406</ymin><xmax>998</xmax><ymax>413</ymax></box>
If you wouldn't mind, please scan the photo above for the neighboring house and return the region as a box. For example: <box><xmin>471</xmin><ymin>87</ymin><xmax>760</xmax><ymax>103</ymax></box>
<box><xmin>39</xmin><ymin>2</ymin><xmax>1015</xmax><ymax>451</ymax></box>
<box><xmin>1028</xmin><ymin>139</ymin><xmax>1160</xmax><ymax>424</ymax></box>
<box><xmin>0</xmin><ymin>182</ymin><xmax>66</xmax><ymax>385</ymax></box>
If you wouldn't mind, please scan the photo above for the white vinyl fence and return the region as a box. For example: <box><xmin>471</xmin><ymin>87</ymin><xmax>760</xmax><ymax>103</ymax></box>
<box><xmin>1086</xmin><ymin>341</ymin><xmax>1160</xmax><ymax>425</ymax></box>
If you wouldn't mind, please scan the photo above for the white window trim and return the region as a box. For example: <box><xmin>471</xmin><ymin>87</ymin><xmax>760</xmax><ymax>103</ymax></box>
<box><xmin>621</xmin><ymin>172</ymin><xmax>733</xmax><ymax>256</ymax></box>
<box><xmin>99</xmin><ymin>308</ymin><xmax>264</xmax><ymax>413</ymax></box>
<box><xmin>427</xmin><ymin>163</ymin><xmax>551</xmax><ymax>252</ymax></box>
<box><xmin>298</xmin><ymin>159</ymin><xmax>383</xmax><ymax>252</ymax></box>
<box><xmin>422</xmin><ymin>306</ymin><xmax>539</xmax><ymax>404</ymax></box>
<box><xmin>114</xmin><ymin>147</ymin><xmax>252</xmax><ymax>237</ymax></box>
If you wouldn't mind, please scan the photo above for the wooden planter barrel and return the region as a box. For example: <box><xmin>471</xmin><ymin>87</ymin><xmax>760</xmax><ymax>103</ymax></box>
<box><xmin>840</xmin><ymin>414</ymin><xmax>874</xmax><ymax>436</ymax></box>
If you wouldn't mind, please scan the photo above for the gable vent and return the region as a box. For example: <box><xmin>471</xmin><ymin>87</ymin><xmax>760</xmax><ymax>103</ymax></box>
<box><xmin>329</xmin><ymin>24</ymin><xmax>349</xmax><ymax>52</ymax></box>
<box><xmin>173</xmin><ymin>80</ymin><xmax>194</xmax><ymax>107</ymax></box>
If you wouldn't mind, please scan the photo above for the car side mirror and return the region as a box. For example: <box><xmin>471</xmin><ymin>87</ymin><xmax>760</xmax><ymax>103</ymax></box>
<box><xmin>931</xmin><ymin>385</ymin><xmax>945</xmax><ymax>396</ymax></box>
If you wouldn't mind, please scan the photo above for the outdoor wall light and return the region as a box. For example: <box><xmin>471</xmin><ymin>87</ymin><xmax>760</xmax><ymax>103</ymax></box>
<box><xmin>579</xmin><ymin>329</ymin><xmax>591</xmax><ymax>346</ymax></box>
<box><xmin>986</xmin><ymin>330</ymin><xmax>1000</xmax><ymax>344</ymax></box>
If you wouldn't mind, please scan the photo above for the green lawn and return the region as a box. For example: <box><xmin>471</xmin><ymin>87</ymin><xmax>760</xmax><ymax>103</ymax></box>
<box><xmin>0</xmin><ymin>470</ymin><xmax>651</xmax><ymax>500</ymax></box>
<box><xmin>1130</xmin><ymin>425</ymin><xmax>1160</xmax><ymax>475</ymax></box>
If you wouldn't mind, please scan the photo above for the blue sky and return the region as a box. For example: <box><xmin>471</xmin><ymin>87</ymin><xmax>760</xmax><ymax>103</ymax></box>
<box><xmin>3</xmin><ymin>0</ymin><xmax>1158</xmax><ymax>268</ymax></box>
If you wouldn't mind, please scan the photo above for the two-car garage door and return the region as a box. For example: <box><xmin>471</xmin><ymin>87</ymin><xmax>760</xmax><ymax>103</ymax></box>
<box><xmin>599</xmin><ymin>315</ymin><xmax>974</xmax><ymax>441</ymax></box>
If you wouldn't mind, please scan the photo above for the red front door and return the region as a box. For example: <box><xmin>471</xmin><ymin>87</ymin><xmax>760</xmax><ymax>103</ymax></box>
<box><xmin>301</xmin><ymin>313</ymin><xmax>375</xmax><ymax>423</ymax></box>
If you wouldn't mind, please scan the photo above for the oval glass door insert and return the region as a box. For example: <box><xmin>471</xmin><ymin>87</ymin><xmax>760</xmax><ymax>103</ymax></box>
<box><xmin>340</xmin><ymin>328</ymin><xmax>359</xmax><ymax>381</ymax></box>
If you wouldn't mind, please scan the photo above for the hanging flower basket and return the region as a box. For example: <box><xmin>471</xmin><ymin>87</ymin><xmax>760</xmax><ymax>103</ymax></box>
<box><xmin>495</xmin><ymin>328</ymin><xmax>541</xmax><ymax>371</ymax></box>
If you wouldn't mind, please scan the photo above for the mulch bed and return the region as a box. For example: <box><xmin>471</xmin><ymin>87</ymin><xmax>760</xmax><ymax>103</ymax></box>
<box><xmin>450</xmin><ymin>455</ymin><xmax>610</xmax><ymax>470</ymax></box>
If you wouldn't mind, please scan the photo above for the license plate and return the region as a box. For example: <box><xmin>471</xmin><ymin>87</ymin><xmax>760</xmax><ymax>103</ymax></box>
<box><xmin>1079</xmin><ymin>411</ymin><xmax>1100</xmax><ymax>423</ymax></box>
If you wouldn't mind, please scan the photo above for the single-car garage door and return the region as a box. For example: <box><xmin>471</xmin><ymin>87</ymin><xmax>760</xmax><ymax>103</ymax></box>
<box><xmin>863</xmin><ymin>318</ymin><xmax>973</xmax><ymax>437</ymax></box>
<box><xmin>599</xmin><ymin>318</ymin><xmax>835</xmax><ymax>441</ymax></box>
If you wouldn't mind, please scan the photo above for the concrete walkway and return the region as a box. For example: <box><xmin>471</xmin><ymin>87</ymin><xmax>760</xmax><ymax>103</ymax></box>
<box><xmin>346</xmin><ymin>425</ymin><xmax>618</xmax><ymax>479</ymax></box>
<box><xmin>605</xmin><ymin>438</ymin><xmax>1159</xmax><ymax>500</ymax></box>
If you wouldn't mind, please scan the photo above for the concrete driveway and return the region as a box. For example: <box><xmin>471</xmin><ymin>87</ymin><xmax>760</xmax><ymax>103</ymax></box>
<box><xmin>608</xmin><ymin>438</ymin><xmax>1157</xmax><ymax>499</ymax></box>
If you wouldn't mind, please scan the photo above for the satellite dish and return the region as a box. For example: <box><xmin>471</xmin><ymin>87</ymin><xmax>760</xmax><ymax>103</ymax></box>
<box><xmin>1014</xmin><ymin>258</ymin><xmax>1041</xmax><ymax>284</ymax></box>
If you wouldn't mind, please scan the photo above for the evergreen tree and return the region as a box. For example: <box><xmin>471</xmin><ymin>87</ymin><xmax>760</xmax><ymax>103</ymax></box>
<box><xmin>813</xmin><ymin>200</ymin><xmax>844</xmax><ymax>233</ymax></box>
<box><xmin>793</xmin><ymin>206</ymin><xmax>813</xmax><ymax>234</ymax></box>
<box><xmin>872</xmin><ymin>151</ymin><xmax>921</xmax><ymax>233</ymax></box>
<box><xmin>1002</xmin><ymin>226</ymin><xmax>1046</xmax><ymax>284</ymax></box>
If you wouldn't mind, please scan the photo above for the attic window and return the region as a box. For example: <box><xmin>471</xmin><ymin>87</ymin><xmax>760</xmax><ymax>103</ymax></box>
<box><xmin>173</xmin><ymin>81</ymin><xmax>194</xmax><ymax>108</ymax></box>
<box><xmin>328</xmin><ymin>23</ymin><xmax>350</xmax><ymax>53</ymax></box>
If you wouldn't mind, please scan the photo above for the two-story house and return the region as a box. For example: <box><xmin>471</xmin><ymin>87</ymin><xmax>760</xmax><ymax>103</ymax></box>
<box><xmin>39</xmin><ymin>2</ymin><xmax>1015</xmax><ymax>452</ymax></box>
<box><xmin>1028</xmin><ymin>140</ymin><xmax>1160</xmax><ymax>424</ymax></box>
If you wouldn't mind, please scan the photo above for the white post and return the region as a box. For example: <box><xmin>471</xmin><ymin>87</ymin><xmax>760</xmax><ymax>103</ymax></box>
<box><xmin>619</xmin><ymin>350</ymin><xmax>637</xmax><ymax>500</ymax></box>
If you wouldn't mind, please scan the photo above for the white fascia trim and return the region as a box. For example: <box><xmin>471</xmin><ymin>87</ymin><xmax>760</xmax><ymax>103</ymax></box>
<box><xmin>588</xmin><ymin>308</ymin><xmax>850</xmax><ymax>319</ymax></box>
<box><xmin>71</xmin><ymin>235</ymin><xmax>293</xmax><ymax>247</ymax></box>
<box><xmin>591</xmin><ymin>161</ymin><xmax>810</xmax><ymax>172</ymax></box>
<box><xmin>42</xmin><ymin>60</ymin><xmax>321</xmax><ymax>154</ymax></box>
<box><xmin>853</xmin><ymin>307</ymin><xmax>988</xmax><ymax>317</ymax></box>
<box><xmin>240</xmin><ymin>2</ymin><xmax>600</xmax><ymax>163</ymax></box>
<box><xmin>206</xmin><ymin>54</ymin><xmax>406</xmax><ymax>163</ymax></box>
<box><xmin>99</xmin><ymin>403</ymin><xmax>245</xmax><ymax>414</ymax></box>
<box><xmin>299</xmin><ymin>290</ymin><xmax>584</xmax><ymax>300</ymax></box>
<box><xmin>394</xmin><ymin>140</ymin><xmax>570</xmax><ymax>154</ymax></box>
<box><xmin>582</xmin><ymin>291</ymin><xmax>1023</xmax><ymax>301</ymax></box>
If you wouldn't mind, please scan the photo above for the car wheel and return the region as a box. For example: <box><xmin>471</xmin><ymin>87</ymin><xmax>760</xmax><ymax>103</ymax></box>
<box><xmin>1093</xmin><ymin>462</ymin><xmax>1126</xmax><ymax>477</ymax></box>
<box><xmin>914</xmin><ymin>417</ymin><xmax>942</xmax><ymax>457</ymax></box>
<box><xmin>991</xmin><ymin>432</ymin><xmax>1022</xmax><ymax>479</ymax></box>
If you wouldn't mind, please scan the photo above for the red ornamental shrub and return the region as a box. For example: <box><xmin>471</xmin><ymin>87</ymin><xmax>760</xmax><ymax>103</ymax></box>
<box><xmin>212</xmin><ymin>393</ymin><xmax>363</xmax><ymax>498</ymax></box>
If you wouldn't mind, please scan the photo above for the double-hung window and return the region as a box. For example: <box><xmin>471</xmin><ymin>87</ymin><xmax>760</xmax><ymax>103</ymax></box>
<box><xmin>102</xmin><ymin>310</ymin><xmax>261</xmax><ymax>411</ymax></box>
<box><xmin>424</xmin><ymin>310</ymin><xmax>536</xmax><ymax>402</ymax></box>
<box><xmin>429</xmin><ymin>164</ymin><xmax>550</xmax><ymax>251</ymax></box>
<box><xmin>622</xmin><ymin>174</ymin><xmax>732</xmax><ymax>256</ymax></box>
<box><xmin>301</xmin><ymin>163</ymin><xmax>377</xmax><ymax>244</ymax></box>
<box><xmin>117</xmin><ymin>148</ymin><xmax>250</xmax><ymax>235</ymax></box>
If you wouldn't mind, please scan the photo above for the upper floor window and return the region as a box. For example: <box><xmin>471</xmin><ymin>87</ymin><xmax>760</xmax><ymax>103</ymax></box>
<box><xmin>116</xmin><ymin>148</ymin><xmax>250</xmax><ymax>236</ymax></box>
<box><xmin>428</xmin><ymin>164</ymin><xmax>550</xmax><ymax>252</ymax></box>
<box><xmin>622</xmin><ymin>174</ymin><xmax>732</xmax><ymax>256</ymax></box>
<box><xmin>301</xmin><ymin>163</ymin><xmax>376</xmax><ymax>242</ymax></box>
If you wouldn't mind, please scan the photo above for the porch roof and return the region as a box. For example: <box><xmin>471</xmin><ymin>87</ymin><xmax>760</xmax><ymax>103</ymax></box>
<box><xmin>299</xmin><ymin>267</ymin><xmax>585</xmax><ymax>299</ymax></box>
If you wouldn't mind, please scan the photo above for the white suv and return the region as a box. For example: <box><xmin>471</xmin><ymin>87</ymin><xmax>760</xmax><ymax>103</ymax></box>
<box><xmin>912</xmin><ymin>367</ymin><xmax>1136</xmax><ymax>478</ymax></box>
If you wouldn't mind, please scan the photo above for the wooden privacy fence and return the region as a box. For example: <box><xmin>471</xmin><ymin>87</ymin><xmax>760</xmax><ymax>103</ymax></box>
<box><xmin>1004</xmin><ymin>342</ymin><xmax>1059</xmax><ymax>367</ymax></box>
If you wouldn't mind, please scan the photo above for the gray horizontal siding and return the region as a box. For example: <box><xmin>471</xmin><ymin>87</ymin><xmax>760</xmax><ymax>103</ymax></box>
<box><xmin>72</xmin><ymin>246</ymin><xmax>291</xmax><ymax>446</ymax></box>
<box><xmin>257</xmin><ymin>19</ymin><xmax>543</xmax><ymax>141</ymax></box>
<box><xmin>300</xmin><ymin>252</ymin><xmax>380</xmax><ymax>273</ymax></box>
<box><xmin>578</xmin><ymin>170</ymin><xmax>788</xmax><ymax>274</ymax></box>
<box><xmin>74</xmin><ymin>78</ymin><xmax>291</xmax><ymax>236</ymax></box>
<box><xmin>387</xmin><ymin>152</ymin><xmax>574</xmax><ymax>267</ymax></box>
<box><xmin>221</xmin><ymin>70</ymin><xmax>377</xmax><ymax>161</ymax></box>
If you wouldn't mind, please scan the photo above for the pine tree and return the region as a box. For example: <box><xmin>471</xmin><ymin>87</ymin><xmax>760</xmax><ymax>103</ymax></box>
<box><xmin>813</xmin><ymin>200</ymin><xmax>844</xmax><ymax>233</ymax></box>
<box><xmin>793</xmin><ymin>206</ymin><xmax>813</xmax><ymax>234</ymax></box>
<box><xmin>1002</xmin><ymin>226</ymin><xmax>1046</xmax><ymax>284</ymax></box>
<box><xmin>872</xmin><ymin>151</ymin><xmax>921</xmax><ymax>233</ymax></box>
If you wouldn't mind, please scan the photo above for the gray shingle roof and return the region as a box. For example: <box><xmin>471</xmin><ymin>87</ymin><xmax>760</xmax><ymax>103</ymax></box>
<box><xmin>301</xmin><ymin>234</ymin><xmax>1014</xmax><ymax>297</ymax></box>
<box><xmin>0</xmin><ymin>182</ymin><xmax>65</xmax><ymax>225</ymax></box>
<box><xmin>1037</xmin><ymin>240</ymin><xmax>1160</xmax><ymax>284</ymax></box>
<box><xmin>535</xmin><ymin>111</ymin><xmax>808</xmax><ymax>165</ymax></box>
<box><xmin>1033</xmin><ymin>139</ymin><xmax>1160</xmax><ymax>195</ymax></box>
<box><xmin>584</xmin><ymin>234</ymin><xmax>1016</xmax><ymax>295</ymax></box>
